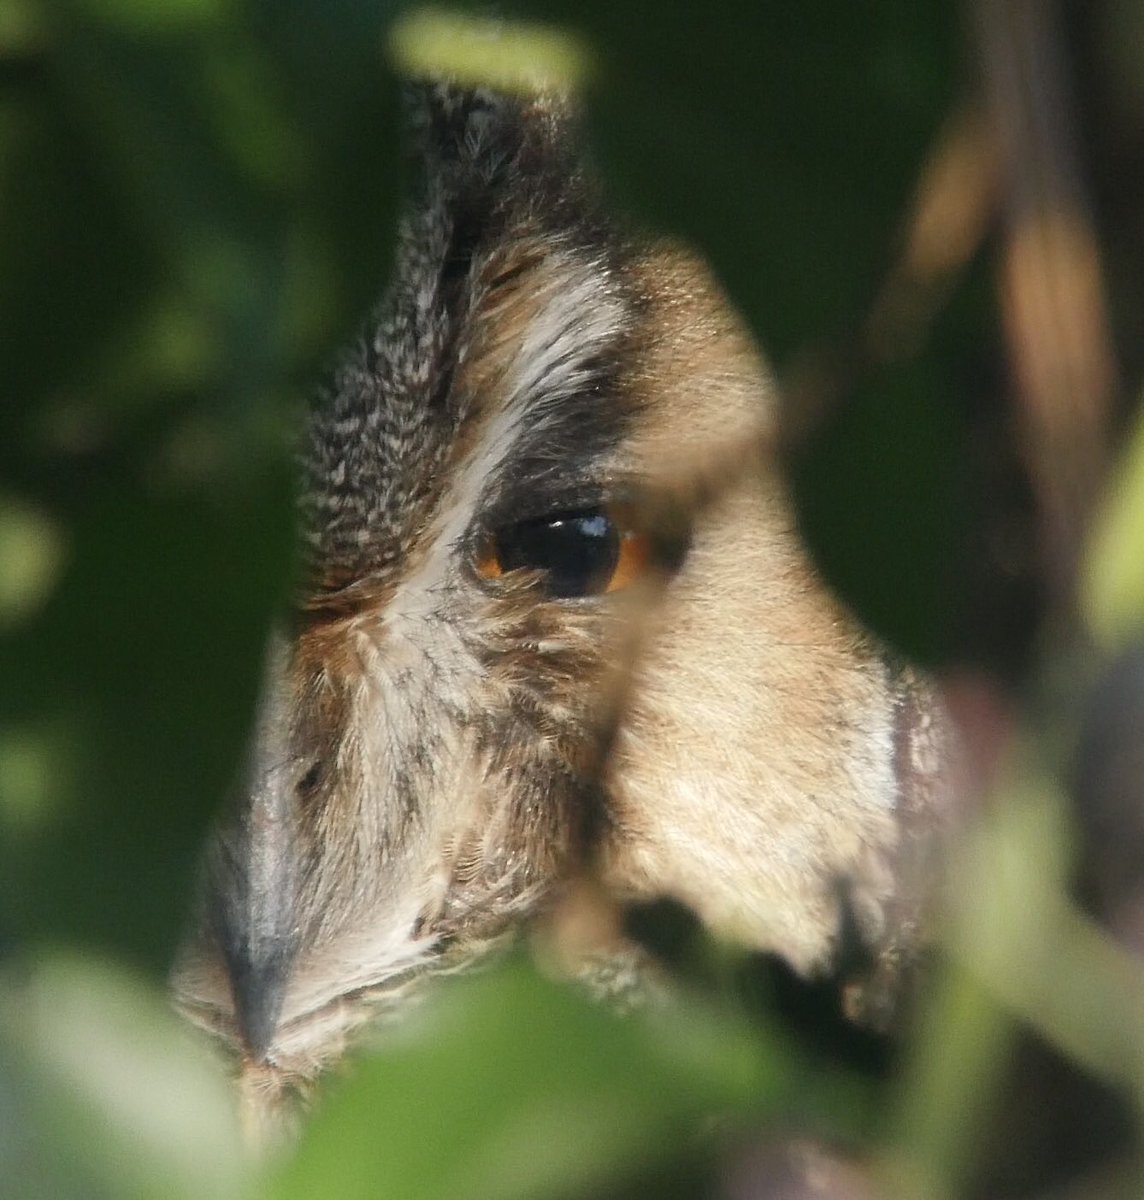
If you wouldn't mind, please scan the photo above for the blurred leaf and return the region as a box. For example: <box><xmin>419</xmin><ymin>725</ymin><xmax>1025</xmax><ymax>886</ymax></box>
<box><xmin>1084</xmin><ymin>397</ymin><xmax>1144</xmax><ymax>649</ymax></box>
<box><xmin>389</xmin><ymin>8</ymin><xmax>593</xmax><ymax>93</ymax></box>
<box><xmin>888</xmin><ymin>753</ymin><xmax>1144</xmax><ymax>1195</ymax></box>
<box><xmin>0</xmin><ymin>59</ymin><xmax>162</xmax><ymax>452</ymax></box>
<box><xmin>0</xmin><ymin>0</ymin><xmax>403</xmax><ymax>975</ymax></box>
<box><xmin>51</xmin><ymin>17</ymin><xmax>290</xmax><ymax>386</ymax></box>
<box><xmin>0</xmin><ymin>460</ymin><xmax>294</xmax><ymax>971</ymax></box>
<box><xmin>243</xmin><ymin>0</ymin><xmax>403</xmax><ymax>354</ymax></box>
<box><xmin>271</xmin><ymin>959</ymin><xmax>783</xmax><ymax>1200</ymax></box>
<box><xmin>0</xmin><ymin>494</ymin><xmax>65</xmax><ymax>630</ymax></box>
<box><xmin>884</xmin><ymin>959</ymin><xmax>1013</xmax><ymax>1200</ymax></box>
<box><xmin>951</xmin><ymin>763</ymin><xmax>1144</xmax><ymax>1105</ymax></box>
<box><xmin>0</xmin><ymin>954</ymin><xmax>249</xmax><ymax>1200</ymax></box>
<box><xmin>69</xmin><ymin>0</ymin><xmax>227</xmax><ymax>34</ymax></box>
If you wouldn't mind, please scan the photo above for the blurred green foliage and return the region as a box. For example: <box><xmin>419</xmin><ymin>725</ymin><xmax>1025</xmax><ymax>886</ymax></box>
<box><xmin>1085</xmin><ymin>397</ymin><xmax>1144</xmax><ymax>649</ymax></box>
<box><xmin>3</xmin><ymin>1</ymin><xmax>1144</xmax><ymax>1198</ymax></box>
<box><xmin>272</xmin><ymin>960</ymin><xmax>781</xmax><ymax>1200</ymax></box>
<box><xmin>0</xmin><ymin>0</ymin><xmax>400</xmax><ymax>970</ymax></box>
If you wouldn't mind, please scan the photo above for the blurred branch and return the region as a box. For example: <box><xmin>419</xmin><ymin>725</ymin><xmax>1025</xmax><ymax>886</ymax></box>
<box><xmin>781</xmin><ymin>100</ymin><xmax>998</xmax><ymax>450</ymax></box>
<box><xmin>972</xmin><ymin>0</ymin><xmax>1119</xmax><ymax>616</ymax></box>
<box><xmin>864</xmin><ymin>106</ymin><xmax>998</xmax><ymax>363</ymax></box>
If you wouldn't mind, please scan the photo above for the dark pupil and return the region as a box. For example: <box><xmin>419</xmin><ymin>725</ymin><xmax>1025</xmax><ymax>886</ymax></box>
<box><xmin>495</xmin><ymin>509</ymin><xmax>619</xmax><ymax>598</ymax></box>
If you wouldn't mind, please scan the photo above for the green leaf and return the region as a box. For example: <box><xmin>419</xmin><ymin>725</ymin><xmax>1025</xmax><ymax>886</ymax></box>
<box><xmin>389</xmin><ymin>8</ymin><xmax>593</xmax><ymax>94</ymax></box>
<box><xmin>271</xmin><ymin>960</ymin><xmax>783</xmax><ymax>1200</ymax></box>
<box><xmin>0</xmin><ymin>954</ymin><xmax>249</xmax><ymax>1200</ymax></box>
<box><xmin>245</xmin><ymin>0</ymin><xmax>403</xmax><ymax>354</ymax></box>
<box><xmin>0</xmin><ymin>461</ymin><xmax>294</xmax><ymax>971</ymax></box>
<box><xmin>0</xmin><ymin>0</ymin><xmax>403</xmax><ymax>975</ymax></box>
<box><xmin>1084</xmin><ymin>398</ymin><xmax>1144</xmax><ymax>649</ymax></box>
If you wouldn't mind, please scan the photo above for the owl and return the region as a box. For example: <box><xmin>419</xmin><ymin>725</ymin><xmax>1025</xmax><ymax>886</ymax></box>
<box><xmin>172</xmin><ymin>81</ymin><xmax>951</xmax><ymax>1135</ymax></box>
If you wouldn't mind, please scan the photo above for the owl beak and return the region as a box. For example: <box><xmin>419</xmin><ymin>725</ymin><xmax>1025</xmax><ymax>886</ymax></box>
<box><xmin>225</xmin><ymin>927</ymin><xmax>297</xmax><ymax>1063</ymax></box>
<box><xmin>206</xmin><ymin>642</ymin><xmax>304</xmax><ymax>1063</ymax></box>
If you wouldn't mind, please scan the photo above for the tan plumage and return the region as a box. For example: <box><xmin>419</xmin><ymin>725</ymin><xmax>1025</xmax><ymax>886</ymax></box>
<box><xmin>172</xmin><ymin>82</ymin><xmax>952</xmax><ymax>1136</ymax></box>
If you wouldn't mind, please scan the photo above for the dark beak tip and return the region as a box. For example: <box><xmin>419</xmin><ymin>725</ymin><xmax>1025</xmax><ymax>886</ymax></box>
<box><xmin>229</xmin><ymin>951</ymin><xmax>293</xmax><ymax>1062</ymax></box>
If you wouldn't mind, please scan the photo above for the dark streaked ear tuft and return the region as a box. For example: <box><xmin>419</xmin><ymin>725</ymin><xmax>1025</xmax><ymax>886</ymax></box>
<box><xmin>300</xmin><ymin>81</ymin><xmax>602</xmax><ymax>593</ymax></box>
<box><xmin>401</xmin><ymin>80</ymin><xmax>594</xmax><ymax>239</ymax></box>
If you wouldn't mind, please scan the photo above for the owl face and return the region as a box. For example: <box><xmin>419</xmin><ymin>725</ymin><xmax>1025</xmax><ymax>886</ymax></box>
<box><xmin>172</xmin><ymin>84</ymin><xmax>947</xmax><ymax>1126</ymax></box>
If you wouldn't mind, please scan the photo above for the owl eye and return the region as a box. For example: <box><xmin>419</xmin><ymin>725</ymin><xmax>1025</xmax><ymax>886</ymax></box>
<box><xmin>475</xmin><ymin>506</ymin><xmax>649</xmax><ymax>598</ymax></box>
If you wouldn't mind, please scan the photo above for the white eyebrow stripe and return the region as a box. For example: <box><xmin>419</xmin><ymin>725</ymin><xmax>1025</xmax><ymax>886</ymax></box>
<box><xmin>500</xmin><ymin>253</ymin><xmax>625</xmax><ymax>420</ymax></box>
<box><xmin>409</xmin><ymin>251</ymin><xmax>628</xmax><ymax>583</ymax></box>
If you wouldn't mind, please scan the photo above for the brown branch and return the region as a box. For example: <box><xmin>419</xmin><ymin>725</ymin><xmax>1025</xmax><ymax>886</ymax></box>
<box><xmin>972</xmin><ymin>0</ymin><xmax>1118</xmax><ymax>616</ymax></box>
<box><xmin>779</xmin><ymin>99</ymin><xmax>999</xmax><ymax>454</ymax></box>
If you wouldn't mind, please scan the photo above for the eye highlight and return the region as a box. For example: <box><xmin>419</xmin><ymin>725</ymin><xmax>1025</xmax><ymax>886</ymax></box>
<box><xmin>475</xmin><ymin>506</ymin><xmax>649</xmax><ymax>599</ymax></box>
